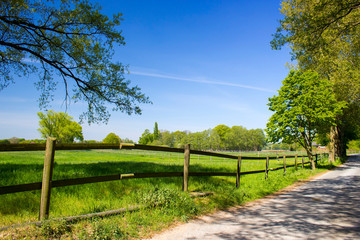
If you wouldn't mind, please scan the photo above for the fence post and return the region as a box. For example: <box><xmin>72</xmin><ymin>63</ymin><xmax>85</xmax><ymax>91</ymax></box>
<box><xmin>295</xmin><ymin>154</ymin><xmax>298</xmax><ymax>171</ymax></box>
<box><xmin>183</xmin><ymin>144</ymin><xmax>190</xmax><ymax>192</ymax></box>
<box><xmin>265</xmin><ymin>156</ymin><xmax>269</xmax><ymax>180</ymax></box>
<box><xmin>302</xmin><ymin>156</ymin><xmax>304</xmax><ymax>168</ymax></box>
<box><xmin>283</xmin><ymin>155</ymin><xmax>286</xmax><ymax>175</ymax></box>
<box><xmin>39</xmin><ymin>137</ymin><xmax>56</xmax><ymax>220</ymax></box>
<box><xmin>236</xmin><ymin>156</ymin><xmax>242</xmax><ymax>189</ymax></box>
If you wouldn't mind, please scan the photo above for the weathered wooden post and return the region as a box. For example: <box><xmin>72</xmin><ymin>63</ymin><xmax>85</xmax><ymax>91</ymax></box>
<box><xmin>183</xmin><ymin>144</ymin><xmax>190</xmax><ymax>192</ymax></box>
<box><xmin>283</xmin><ymin>155</ymin><xmax>286</xmax><ymax>175</ymax></box>
<box><xmin>39</xmin><ymin>137</ymin><xmax>56</xmax><ymax>220</ymax></box>
<box><xmin>236</xmin><ymin>156</ymin><xmax>242</xmax><ymax>189</ymax></box>
<box><xmin>295</xmin><ymin>154</ymin><xmax>298</xmax><ymax>171</ymax></box>
<box><xmin>302</xmin><ymin>156</ymin><xmax>304</xmax><ymax>168</ymax></box>
<box><xmin>265</xmin><ymin>156</ymin><xmax>269</xmax><ymax>180</ymax></box>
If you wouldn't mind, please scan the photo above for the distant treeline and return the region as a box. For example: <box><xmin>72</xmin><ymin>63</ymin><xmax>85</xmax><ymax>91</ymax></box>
<box><xmin>0</xmin><ymin>137</ymin><xmax>134</xmax><ymax>145</ymax></box>
<box><xmin>138</xmin><ymin>123</ymin><xmax>266</xmax><ymax>151</ymax></box>
<box><xmin>0</xmin><ymin>137</ymin><xmax>46</xmax><ymax>144</ymax></box>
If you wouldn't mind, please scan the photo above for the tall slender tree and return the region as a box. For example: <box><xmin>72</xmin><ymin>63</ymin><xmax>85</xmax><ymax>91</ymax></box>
<box><xmin>154</xmin><ymin>122</ymin><xmax>159</xmax><ymax>140</ymax></box>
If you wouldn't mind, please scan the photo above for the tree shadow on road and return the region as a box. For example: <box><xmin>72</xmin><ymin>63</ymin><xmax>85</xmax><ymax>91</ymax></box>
<box><xmin>190</xmin><ymin>156</ymin><xmax>360</xmax><ymax>240</ymax></box>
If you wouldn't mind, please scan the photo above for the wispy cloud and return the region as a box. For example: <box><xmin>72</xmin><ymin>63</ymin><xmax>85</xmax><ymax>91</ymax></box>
<box><xmin>131</xmin><ymin>71</ymin><xmax>276</xmax><ymax>93</ymax></box>
<box><xmin>0</xmin><ymin>97</ymin><xmax>31</xmax><ymax>103</ymax></box>
<box><xmin>21</xmin><ymin>58</ymin><xmax>40</xmax><ymax>64</ymax></box>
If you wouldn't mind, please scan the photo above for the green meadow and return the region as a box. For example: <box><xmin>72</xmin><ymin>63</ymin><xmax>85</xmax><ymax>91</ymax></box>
<box><xmin>0</xmin><ymin>149</ymin><xmax>337</xmax><ymax>239</ymax></box>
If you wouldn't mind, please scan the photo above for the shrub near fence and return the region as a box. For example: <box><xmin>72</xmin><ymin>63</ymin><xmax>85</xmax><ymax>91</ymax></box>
<box><xmin>0</xmin><ymin>137</ymin><xmax>317</xmax><ymax>221</ymax></box>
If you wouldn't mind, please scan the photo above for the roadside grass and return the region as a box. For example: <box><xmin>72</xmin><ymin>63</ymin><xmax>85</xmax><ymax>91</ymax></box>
<box><xmin>0</xmin><ymin>149</ymin><xmax>340</xmax><ymax>239</ymax></box>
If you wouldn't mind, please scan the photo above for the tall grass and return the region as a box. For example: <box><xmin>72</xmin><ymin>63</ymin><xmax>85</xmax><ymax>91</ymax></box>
<box><xmin>0</xmin><ymin>149</ymin><xmax>339</xmax><ymax>239</ymax></box>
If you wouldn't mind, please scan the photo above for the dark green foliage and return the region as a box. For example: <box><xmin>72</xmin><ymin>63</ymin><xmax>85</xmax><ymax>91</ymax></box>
<box><xmin>154</xmin><ymin>122</ymin><xmax>160</xmax><ymax>140</ymax></box>
<box><xmin>0</xmin><ymin>139</ymin><xmax>10</xmax><ymax>144</ymax></box>
<box><xmin>84</xmin><ymin>140</ymin><xmax>99</xmax><ymax>144</ymax></box>
<box><xmin>19</xmin><ymin>139</ymin><xmax>46</xmax><ymax>144</ymax></box>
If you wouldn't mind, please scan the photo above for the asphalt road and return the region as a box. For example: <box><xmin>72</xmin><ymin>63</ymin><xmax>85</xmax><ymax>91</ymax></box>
<box><xmin>149</xmin><ymin>155</ymin><xmax>360</xmax><ymax>240</ymax></box>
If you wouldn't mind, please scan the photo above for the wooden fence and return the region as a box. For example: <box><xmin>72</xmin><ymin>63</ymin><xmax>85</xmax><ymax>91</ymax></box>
<box><xmin>0</xmin><ymin>138</ymin><xmax>318</xmax><ymax>220</ymax></box>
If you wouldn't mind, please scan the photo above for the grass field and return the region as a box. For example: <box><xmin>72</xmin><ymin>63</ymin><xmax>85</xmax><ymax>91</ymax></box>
<box><xmin>0</xmin><ymin>149</ymin><xmax>338</xmax><ymax>239</ymax></box>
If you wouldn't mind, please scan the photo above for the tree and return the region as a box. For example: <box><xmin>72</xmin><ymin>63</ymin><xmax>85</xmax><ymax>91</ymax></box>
<box><xmin>208</xmin><ymin>129</ymin><xmax>221</xmax><ymax>151</ymax></box>
<box><xmin>138</xmin><ymin>129</ymin><xmax>153</xmax><ymax>145</ymax></box>
<box><xmin>121</xmin><ymin>138</ymin><xmax>134</xmax><ymax>144</ymax></box>
<box><xmin>272</xmin><ymin>0</ymin><xmax>360</xmax><ymax>159</ymax></box>
<box><xmin>8</xmin><ymin>137</ymin><xmax>24</xmax><ymax>144</ymax></box>
<box><xmin>1</xmin><ymin>0</ymin><xmax>151</xmax><ymax>123</ymax></box>
<box><xmin>213</xmin><ymin>124</ymin><xmax>230</xmax><ymax>150</ymax></box>
<box><xmin>38</xmin><ymin>110</ymin><xmax>83</xmax><ymax>143</ymax></box>
<box><xmin>159</xmin><ymin>130</ymin><xmax>175</xmax><ymax>147</ymax></box>
<box><xmin>173</xmin><ymin>131</ymin><xmax>187</xmax><ymax>148</ymax></box>
<box><xmin>103</xmin><ymin>132</ymin><xmax>120</xmax><ymax>144</ymax></box>
<box><xmin>247</xmin><ymin>129</ymin><xmax>266</xmax><ymax>151</ymax></box>
<box><xmin>153</xmin><ymin>122</ymin><xmax>159</xmax><ymax>140</ymax></box>
<box><xmin>266</xmin><ymin>70</ymin><xmax>345</xmax><ymax>168</ymax></box>
<box><xmin>224</xmin><ymin>126</ymin><xmax>247</xmax><ymax>151</ymax></box>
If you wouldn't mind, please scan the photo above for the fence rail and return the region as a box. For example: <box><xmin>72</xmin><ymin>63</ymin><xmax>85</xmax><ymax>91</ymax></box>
<box><xmin>0</xmin><ymin>139</ymin><xmax>317</xmax><ymax>221</ymax></box>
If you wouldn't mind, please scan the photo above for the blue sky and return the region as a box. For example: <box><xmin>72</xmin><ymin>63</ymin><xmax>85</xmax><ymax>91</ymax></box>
<box><xmin>0</xmin><ymin>0</ymin><xmax>291</xmax><ymax>142</ymax></box>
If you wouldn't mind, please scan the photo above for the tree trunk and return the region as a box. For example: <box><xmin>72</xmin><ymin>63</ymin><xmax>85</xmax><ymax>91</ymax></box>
<box><xmin>308</xmin><ymin>150</ymin><xmax>315</xmax><ymax>170</ymax></box>
<box><xmin>335</xmin><ymin>124</ymin><xmax>347</xmax><ymax>158</ymax></box>
<box><xmin>329</xmin><ymin>126</ymin><xmax>336</xmax><ymax>163</ymax></box>
<box><xmin>330</xmin><ymin>124</ymin><xmax>347</xmax><ymax>162</ymax></box>
<box><xmin>304</xmin><ymin>142</ymin><xmax>315</xmax><ymax>170</ymax></box>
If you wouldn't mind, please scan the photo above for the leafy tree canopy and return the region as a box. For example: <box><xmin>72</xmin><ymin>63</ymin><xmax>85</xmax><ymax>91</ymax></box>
<box><xmin>266</xmin><ymin>70</ymin><xmax>345</xmax><ymax>160</ymax></box>
<box><xmin>138</xmin><ymin>129</ymin><xmax>153</xmax><ymax>145</ymax></box>
<box><xmin>38</xmin><ymin>110</ymin><xmax>83</xmax><ymax>143</ymax></box>
<box><xmin>272</xmin><ymin>0</ymin><xmax>360</xmax><ymax>158</ymax></box>
<box><xmin>102</xmin><ymin>132</ymin><xmax>120</xmax><ymax>144</ymax></box>
<box><xmin>272</xmin><ymin>0</ymin><xmax>360</xmax><ymax>102</ymax></box>
<box><xmin>1</xmin><ymin>0</ymin><xmax>151</xmax><ymax>123</ymax></box>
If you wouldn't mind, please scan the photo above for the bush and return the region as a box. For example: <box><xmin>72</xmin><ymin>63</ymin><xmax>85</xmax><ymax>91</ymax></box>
<box><xmin>0</xmin><ymin>139</ymin><xmax>10</xmax><ymax>144</ymax></box>
<box><xmin>141</xmin><ymin>188</ymin><xmax>199</xmax><ymax>216</ymax></box>
<box><xmin>78</xmin><ymin>220</ymin><xmax>124</xmax><ymax>240</ymax></box>
<box><xmin>102</xmin><ymin>133</ymin><xmax>121</xmax><ymax>144</ymax></box>
<box><xmin>40</xmin><ymin>220</ymin><xmax>71</xmax><ymax>239</ymax></box>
